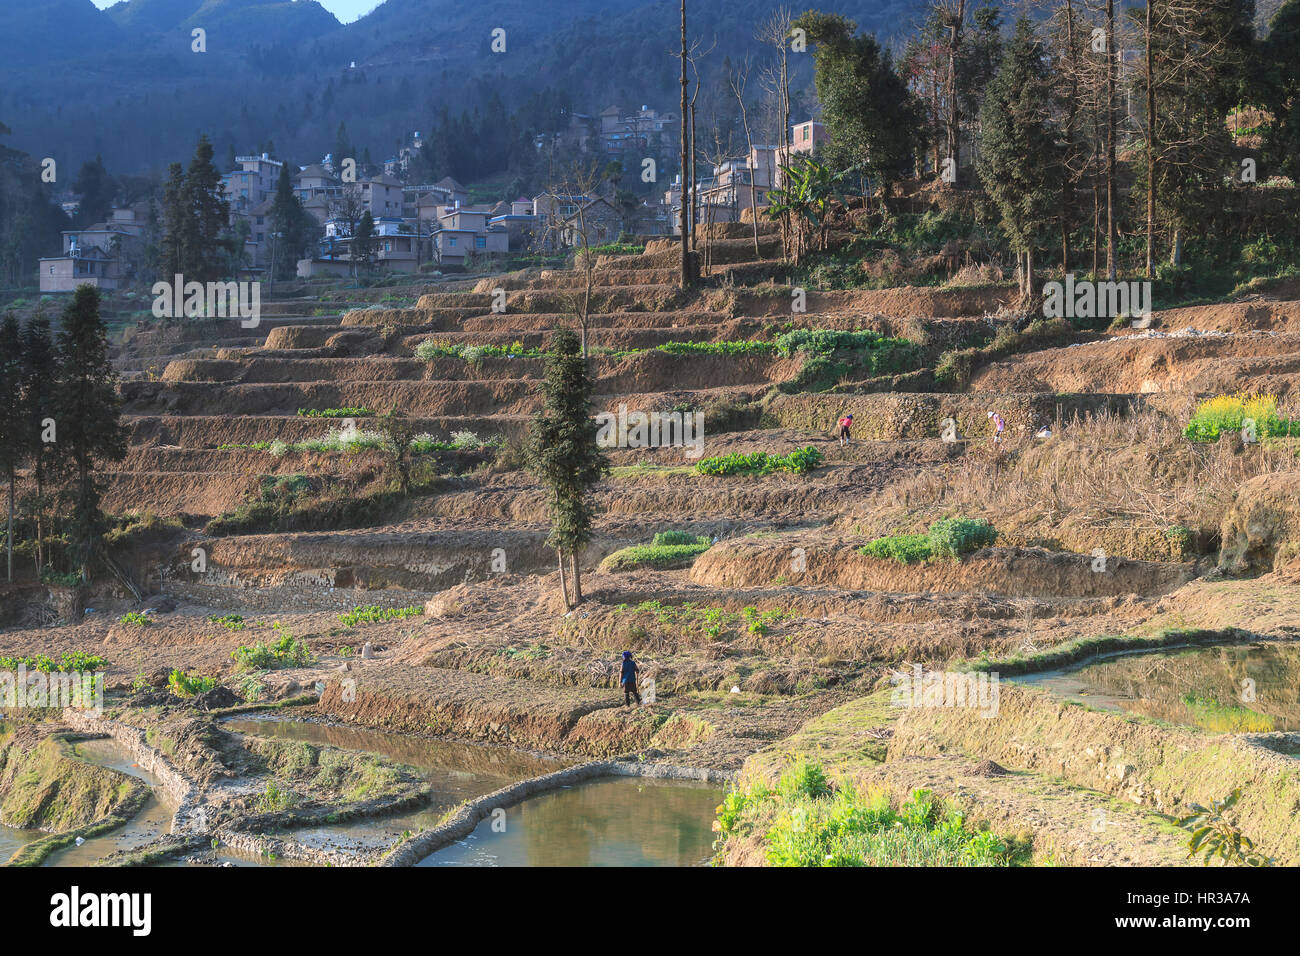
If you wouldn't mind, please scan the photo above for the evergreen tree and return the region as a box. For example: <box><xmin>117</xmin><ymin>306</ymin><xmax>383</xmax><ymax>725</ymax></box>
<box><xmin>0</xmin><ymin>312</ymin><xmax>22</xmax><ymax>581</ymax></box>
<box><xmin>335</xmin><ymin>122</ymin><xmax>353</xmax><ymax>166</ymax></box>
<box><xmin>269</xmin><ymin>164</ymin><xmax>312</xmax><ymax>281</ymax></box>
<box><xmin>793</xmin><ymin>12</ymin><xmax>923</xmax><ymax>199</ymax></box>
<box><xmin>352</xmin><ymin>210</ymin><xmax>375</xmax><ymax>276</ymax></box>
<box><xmin>180</xmin><ymin>136</ymin><xmax>230</xmax><ymax>283</ymax></box>
<box><xmin>1257</xmin><ymin>0</ymin><xmax>1300</xmax><ymax>179</ymax></box>
<box><xmin>72</xmin><ymin>155</ymin><xmax>114</xmax><ymax>228</ymax></box>
<box><xmin>54</xmin><ymin>286</ymin><xmax>127</xmax><ymax>581</ymax></box>
<box><xmin>20</xmin><ymin>311</ymin><xmax>56</xmax><ymax>573</ymax></box>
<box><xmin>977</xmin><ymin>18</ymin><xmax>1064</xmax><ymax>298</ymax></box>
<box><xmin>524</xmin><ymin>327</ymin><xmax>609</xmax><ymax>609</ymax></box>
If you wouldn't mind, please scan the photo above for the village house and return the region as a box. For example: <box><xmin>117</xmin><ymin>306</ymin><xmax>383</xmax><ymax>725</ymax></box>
<box><xmin>487</xmin><ymin>196</ymin><xmax>540</xmax><ymax>250</ymax></box>
<box><xmin>790</xmin><ymin>120</ymin><xmax>828</xmax><ymax>156</ymax></box>
<box><xmin>599</xmin><ymin>104</ymin><xmax>677</xmax><ymax>155</ymax></box>
<box><xmin>38</xmin><ymin>205</ymin><xmax>146</xmax><ymax>293</ymax></box>
<box><xmin>301</xmin><ymin>216</ymin><xmax>422</xmax><ymax>276</ymax></box>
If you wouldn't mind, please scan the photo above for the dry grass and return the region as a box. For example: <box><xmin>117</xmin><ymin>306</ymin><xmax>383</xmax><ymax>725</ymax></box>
<box><xmin>855</xmin><ymin>410</ymin><xmax>1297</xmax><ymax>536</ymax></box>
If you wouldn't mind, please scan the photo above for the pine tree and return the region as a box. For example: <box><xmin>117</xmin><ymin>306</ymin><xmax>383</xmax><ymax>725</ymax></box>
<box><xmin>1257</xmin><ymin>0</ymin><xmax>1300</xmax><ymax>179</ymax></box>
<box><xmin>20</xmin><ymin>312</ymin><xmax>56</xmax><ymax>572</ymax></box>
<box><xmin>0</xmin><ymin>312</ymin><xmax>22</xmax><ymax>581</ymax></box>
<box><xmin>180</xmin><ymin>136</ymin><xmax>230</xmax><ymax>283</ymax></box>
<box><xmin>54</xmin><ymin>286</ymin><xmax>127</xmax><ymax>581</ymax></box>
<box><xmin>977</xmin><ymin>18</ymin><xmax>1064</xmax><ymax>299</ymax></box>
<box><xmin>72</xmin><ymin>155</ymin><xmax>114</xmax><ymax>228</ymax></box>
<box><xmin>353</xmin><ymin>210</ymin><xmax>375</xmax><ymax>276</ymax></box>
<box><xmin>270</xmin><ymin>164</ymin><xmax>311</xmax><ymax>282</ymax></box>
<box><xmin>524</xmin><ymin>327</ymin><xmax>609</xmax><ymax>609</ymax></box>
<box><xmin>793</xmin><ymin>12</ymin><xmax>923</xmax><ymax>201</ymax></box>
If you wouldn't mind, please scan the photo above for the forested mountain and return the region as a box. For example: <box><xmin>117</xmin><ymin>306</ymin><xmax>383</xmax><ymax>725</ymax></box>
<box><xmin>0</xmin><ymin>0</ymin><xmax>931</xmax><ymax>176</ymax></box>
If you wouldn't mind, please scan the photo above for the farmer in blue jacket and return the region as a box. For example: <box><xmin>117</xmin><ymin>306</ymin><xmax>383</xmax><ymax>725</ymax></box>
<box><xmin>620</xmin><ymin>651</ymin><xmax>642</xmax><ymax>707</ymax></box>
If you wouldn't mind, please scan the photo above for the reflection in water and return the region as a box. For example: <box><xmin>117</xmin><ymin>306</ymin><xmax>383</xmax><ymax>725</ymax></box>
<box><xmin>1016</xmin><ymin>641</ymin><xmax>1300</xmax><ymax>732</ymax></box>
<box><xmin>223</xmin><ymin>716</ymin><xmax>570</xmax><ymax>854</ymax></box>
<box><xmin>0</xmin><ymin>821</ymin><xmax>43</xmax><ymax>862</ymax></box>
<box><xmin>43</xmin><ymin>737</ymin><xmax>175</xmax><ymax>867</ymax></box>
<box><xmin>419</xmin><ymin>777</ymin><xmax>724</xmax><ymax>867</ymax></box>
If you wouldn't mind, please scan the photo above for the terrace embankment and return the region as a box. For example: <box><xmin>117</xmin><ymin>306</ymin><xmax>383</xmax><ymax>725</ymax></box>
<box><xmin>691</xmin><ymin>536</ymin><xmax>1194</xmax><ymax>600</ymax></box>
<box><xmin>887</xmin><ymin>681</ymin><xmax>1300</xmax><ymax>865</ymax></box>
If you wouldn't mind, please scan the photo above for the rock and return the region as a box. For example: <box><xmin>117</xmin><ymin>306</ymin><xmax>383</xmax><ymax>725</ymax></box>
<box><xmin>361</xmin><ymin>642</ymin><xmax>374</xmax><ymax>660</ymax></box>
<box><xmin>338</xmin><ymin>661</ymin><xmax>351</xmax><ymax>672</ymax></box>
<box><xmin>143</xmin><ymin>594</ymin><xmax>176</xmax><ymax>614</ymax></box>
<box><xmin>194</xmin><ymin>685</ymin><xmax>240</xmax><ymax>711</ymax></box>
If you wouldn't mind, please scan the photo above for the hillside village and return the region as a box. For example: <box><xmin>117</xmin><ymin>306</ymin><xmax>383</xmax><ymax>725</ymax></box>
<box><xmin>37</xmin><ymin>107</ymin><xmax>827</xmax><ymax>293</ymax></box>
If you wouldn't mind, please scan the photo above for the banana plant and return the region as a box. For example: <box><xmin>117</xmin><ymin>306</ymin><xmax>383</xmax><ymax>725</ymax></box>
<box><xmin>766</xmin><ymin>158</ymin><xmax>857</xmax><ymax>265</ymax></box>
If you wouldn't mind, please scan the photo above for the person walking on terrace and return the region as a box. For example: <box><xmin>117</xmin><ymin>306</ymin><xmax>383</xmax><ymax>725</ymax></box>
<box><xmin>620</xmin><ymin>650</ymin><xmax>641</xmax><ymax>707</ymax></box>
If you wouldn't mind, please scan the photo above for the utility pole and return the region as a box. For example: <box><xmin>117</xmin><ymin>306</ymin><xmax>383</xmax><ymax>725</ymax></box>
<box><xmin>679</xmin><ymin>0</ymin><xmax>692</xmax><ymax>289</ymax></box>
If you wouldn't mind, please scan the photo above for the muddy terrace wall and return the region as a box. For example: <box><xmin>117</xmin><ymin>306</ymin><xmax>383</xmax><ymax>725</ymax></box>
<box><xmin>124</xmin><ymin>414</ymin><xmax>526</xmax><ymax>449</ymax></box>
<box><xmin>734</xmin><ymin>285</ymin><xmax>1014</xmax><ymax>318</ymax></box>
<box><xmin>63</xmin><ymin>709</ymin><xmax>205</xmax><ymax>833</ymax></box>
<box><xmin>691</xmin><ymin>540</ymin><xmax>1195</xmax><ymax>599</ymax></box>
<box><xmin>315</xmin><ymin>677</ymin><xmax>711</xmax><ymax>758</ymax></box>
<box><xmin>888</xmin><ymin>682</ymin><xmax>1300</xmax><ymax>865</ymax></box>
<box><xmin>762</xmin><ymin>391</ymin><xmax>1149</xmax><ymax>438</ymax></box>
<box><xmin>173</xmin><ymin>527</ymin><xmax>567</xmax><ymax>591</ymax></box>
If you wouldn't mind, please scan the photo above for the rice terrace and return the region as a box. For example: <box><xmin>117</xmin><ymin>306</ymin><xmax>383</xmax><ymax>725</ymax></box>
<box><xmin>0</xmin><ymin>0</ymin><xmax>1296</xmax><ymax>928</ymax></box>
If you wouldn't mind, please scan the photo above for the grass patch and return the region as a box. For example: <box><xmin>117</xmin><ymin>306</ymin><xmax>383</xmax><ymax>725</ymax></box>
<box><xmin>599</xmin><ymin>534</ymin><xmax>712</xmax><ymax>572</ymax></box>
<box><xmin>297</xmin><ymin>407</ymin><xmax>373</xmax><ymax>418</ymax></box>
<box><xmin>696</xmin><ymin>446</ymin><xmax>823</xmax><ymax>477</ymax></box>
<box><xmin>965</xmin><ymin>627</ymin><xmax>1249</xmax><ymax>676</ymax></box>
<box><xmin>716</xmin><ymin>757</ymin><xmax>1021</xmax><ymax>867</ymax></box>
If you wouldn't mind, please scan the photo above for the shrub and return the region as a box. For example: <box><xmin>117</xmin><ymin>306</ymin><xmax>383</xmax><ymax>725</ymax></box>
<box><xmin>168</xmin><ymin>669</ymin><xmax>217</xmax><ymax>698</ymax></box>
<box><xmin>1185</xmin><ymin>392</ymin><xmax>1298</xmax><ymax>442</ymax></box>
<box><xmin>860</xmin><ymin>518</ymin><xmax>997</xmax><ymax>563</ymax></box>
<box><xmin>231</xmin><ymin>627</ymin><xmax>315</xmax><ymax>671</ymax></box>
<box><xmin>926</xmin><ymin>517</ymin><xmax>998</xmax><ymax>558</ymax></box>
<box><xmin>118</xmin><ymin>611</ymin><xmax>151</xmax><ymax>627</ymax></box>
<box><xmin>338</xmin><ymin>605</ymin><xmax>423</xmax><ymax>627</ymax></box>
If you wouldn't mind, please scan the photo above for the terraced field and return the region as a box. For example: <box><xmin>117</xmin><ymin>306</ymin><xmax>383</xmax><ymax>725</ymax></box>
<box><xmin>5</xmin><ymin>222</ymin><xmax>1300</xmax><ymax>867</ymax></box>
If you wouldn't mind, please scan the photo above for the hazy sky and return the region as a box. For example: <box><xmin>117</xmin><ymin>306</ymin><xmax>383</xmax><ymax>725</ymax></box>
<box><xmin>90</xmin><ymin>0</ymin><xmax>385</xmax><ymax>24</ymax></box>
